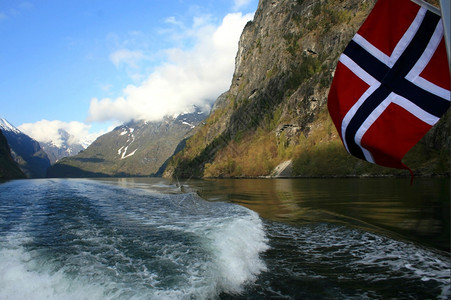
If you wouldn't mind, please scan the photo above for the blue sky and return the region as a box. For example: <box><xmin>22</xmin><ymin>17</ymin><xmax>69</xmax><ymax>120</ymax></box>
<box><xmin>0</xmin><ymin>0</ymin><xmax>257</xmax><ymax>145</ymax></box>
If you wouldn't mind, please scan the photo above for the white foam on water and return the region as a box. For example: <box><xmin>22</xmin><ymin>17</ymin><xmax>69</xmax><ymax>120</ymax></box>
<box><xmin>0</xmin><ymin>183</ymin><xmax>270</xmax><ymax>300</ymax></box>
<box><xmin>147</xmin><ymin>200</ymin><xmax>270</xmax><ymax>299</ymax></box>
<box><xmin>0</xmin><ymin>238</ymin><xmax>111</xmax><ymax>300</ymax></box>
<box><xmin>2</xmin><ymin>179</ymin><xmax>450</xmax><ymax>299</ymax></box>
<box><xmin>208</xmin><ymin>211</ymin><xmax>269</xmax><ymax>294</ymax></box>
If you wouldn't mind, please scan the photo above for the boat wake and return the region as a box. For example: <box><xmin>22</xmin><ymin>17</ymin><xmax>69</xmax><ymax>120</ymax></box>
<box><xmin>0</xmin><ymin>179</ymin><xmax>269</xmax><ymax>299</ymax></box>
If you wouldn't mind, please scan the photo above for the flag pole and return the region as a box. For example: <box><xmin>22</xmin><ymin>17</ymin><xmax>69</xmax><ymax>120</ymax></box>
<box><xmin>411</xmin><ymin>0</ymin><xmax>441</xmax><ymax>15</ymax></box>
<box><xmin>411</xmin><ymin>0</ymin><xmax>451</xmax><ymax>74</ymax></box>
<box><xmin>439</xmin><ymin>0</ymin><xmax>451</xmax><ymax>73</ymax></box>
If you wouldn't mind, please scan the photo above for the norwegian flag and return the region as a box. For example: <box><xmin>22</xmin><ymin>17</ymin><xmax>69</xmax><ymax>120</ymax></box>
<box><xmin>328</xmin><ymin>0</ymin><xmax>450</xmax><ymax>172</ymax></box>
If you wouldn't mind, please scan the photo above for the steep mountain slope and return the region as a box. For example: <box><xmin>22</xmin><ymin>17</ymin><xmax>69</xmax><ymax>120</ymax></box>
<box><xmin>40</xmin><ymin>128</ymin><xmax>85</xmax><ymax>164</ymax></box>
<box><xmin>47</xmin><ymin>109</ymin><xmax>208</xmax><ymax>177</ymax></box>
<box><xmin>0</xmin><ymin>118</ymin><xmax>51</xmax><ymax>178</ymax></box>
<box><xmin>0</xmin><ymin>129</ymin><xmax>26</xmax><ymax>179</ymax></box>
<box><xmin>164</xmin><ymin>0</ymin><xmax>449</xmax><ymax>178</ymax></box>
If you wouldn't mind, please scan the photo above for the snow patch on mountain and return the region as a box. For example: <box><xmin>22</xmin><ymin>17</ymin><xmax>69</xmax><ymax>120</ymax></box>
<box><xmin>0</xmin><ymin>118</ymin><xmax>21</xmax><ymax>134</ymax></box>
<box><xmin>117</xmin><ymin>126</ymin><xmax>137</xmax><ymax>159</ymax></box>
<box><xmin>181</xmin><ymin>121</ymin><xmax>195</xmax><ymax>129</ymax></box>
<box><xmin>122</xmin><ymin>148</ymin><xmax>137</xmax><ymax>159</ymax></box>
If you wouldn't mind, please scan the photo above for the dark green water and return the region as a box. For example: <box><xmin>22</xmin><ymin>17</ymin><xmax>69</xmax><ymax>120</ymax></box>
<box><xmin>191</xmin><ymin>177</ymin><xmax>450</xmax><ymax>252</ymax></box>
<box><xmin>0</xmin><ymin>177</ymin><xmax>449</xmax><ymax>299</ymax></box>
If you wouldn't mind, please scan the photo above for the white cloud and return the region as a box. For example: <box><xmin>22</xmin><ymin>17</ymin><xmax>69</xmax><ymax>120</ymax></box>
<box><xmin>110</xmin><ymin>49</ymin><xmax>147</xmax><ymax>69</ymax></box>
<box><xmin>18</xmin><ymin>120</ymin><xmax>105</xmax><ymax>148</ymax></box>
<box><xmin>164</xmin><ymin>16</ymin><xmax>183</xmax><ymax>26</ymax></box>
<box><xmin>233</xmin><ymin>0</ymin><xmax>253</xmax><ymax>10</ymax></box>
<box><xmin>88</xmin><ymin>12</ymin><xmax>254</xmax><ymax>124</ymax></box>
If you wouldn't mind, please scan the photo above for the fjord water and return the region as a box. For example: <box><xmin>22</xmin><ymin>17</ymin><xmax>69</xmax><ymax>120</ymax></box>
<box><xmin>0</xmin><ymin>178</ymin><xmax>449</xmax><ymax>299</ymax></box>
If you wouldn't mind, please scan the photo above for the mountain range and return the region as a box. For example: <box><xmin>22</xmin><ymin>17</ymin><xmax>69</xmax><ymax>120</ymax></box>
<box><xmin>47</xmin><ymin>108</ymin><xmax>208</xmax><ymax>177</ymax></box>
<box><xmin>1</xmin><ymin>107</ymin><xmax>207</xmax><ymax>179</ymax></box>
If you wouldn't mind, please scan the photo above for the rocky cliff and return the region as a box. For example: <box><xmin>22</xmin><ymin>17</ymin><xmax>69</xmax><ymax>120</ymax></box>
<box><xmin>164</xmin><ymin>0</ymin><xmax>449</xmax><ymax>178</ymax></box>
<box><xmin>0</xmin><ymin>130</ymin><xmax>26</xmax><ymax>179</ymax></box>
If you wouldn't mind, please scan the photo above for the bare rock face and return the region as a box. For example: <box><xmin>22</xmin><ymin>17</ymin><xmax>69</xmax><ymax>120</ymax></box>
<box><xmin>164</xmin><ymin>0</ymin><xmax>376</xmax><ymax>178</ymax></box>
<box><xmin>217</xmin><ymin>0</ymin><xmax>376</xmax><ymax>132</ymax></box>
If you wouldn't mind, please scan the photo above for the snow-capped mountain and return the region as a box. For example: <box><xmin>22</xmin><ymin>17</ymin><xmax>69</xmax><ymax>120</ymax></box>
<box><xmin>0</xmin><ymin>118</ymin><xmax>22</xmax><ymax>135</ymax></box>
<box><xmin>47</xmin><ymin>107</ymin><xmax>209</xmax><ymax>177</ymax></box>
<box><xmin>0</xmin><ymin>118</ymin><xmax>51</xmax><ymax>178</ymax></box>
<box><xmin>40</xmin><ymin>128</ymin><xmax>86</xmax><ymax>164</ymax></box>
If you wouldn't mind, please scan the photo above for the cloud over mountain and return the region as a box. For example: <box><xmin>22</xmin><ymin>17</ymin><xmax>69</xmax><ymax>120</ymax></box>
<box><xmin>87</xmin><ymin>12</ymin><xmax>253</xmax><ymax>124</ymax></box>
<box><xmin>18</xmin><ymin>120</ymin><xmax>104</xmax><ymax>148</ymax></box>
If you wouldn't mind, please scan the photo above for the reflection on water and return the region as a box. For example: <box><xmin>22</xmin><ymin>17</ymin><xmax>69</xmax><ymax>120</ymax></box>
<box><xmin>187</xmin><ymin>178</ymin><xmax>450</xmax><ymax>252</ymax></box>
<box><xmin>96</xmin><ymin>177</ymin><xmax>449</xmax><ymax>252</ymax></box>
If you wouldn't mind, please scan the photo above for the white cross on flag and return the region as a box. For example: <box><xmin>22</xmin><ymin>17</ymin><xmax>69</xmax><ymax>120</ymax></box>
<box><xmin>328</xmin><ymin>0</ymin><xmax>450</xmax><ymax>173</ymax></box>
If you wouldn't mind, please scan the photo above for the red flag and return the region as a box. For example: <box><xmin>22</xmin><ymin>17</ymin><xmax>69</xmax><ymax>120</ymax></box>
<box><xmin>328</xmin><ymin>0</ymin><xmax>450</xmax><ymax>172</ymax></box>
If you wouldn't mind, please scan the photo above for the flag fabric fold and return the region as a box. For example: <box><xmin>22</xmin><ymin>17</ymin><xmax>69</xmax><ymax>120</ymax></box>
<box><xmin>328</xmin><ymin>0</ymin><xmax>450</xmax><ymax>172</ymax></box>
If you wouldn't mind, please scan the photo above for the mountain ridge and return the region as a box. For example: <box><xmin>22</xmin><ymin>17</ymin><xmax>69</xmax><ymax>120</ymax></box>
<box><xmin>47</xmin><ymin>108</ymin><xmax>208</xmax><ymax>177</ymax></box>
<box><xmin>0</xmin><ymin>118</ymin><xmax>51</xmax><ymax>178</ymax></box>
